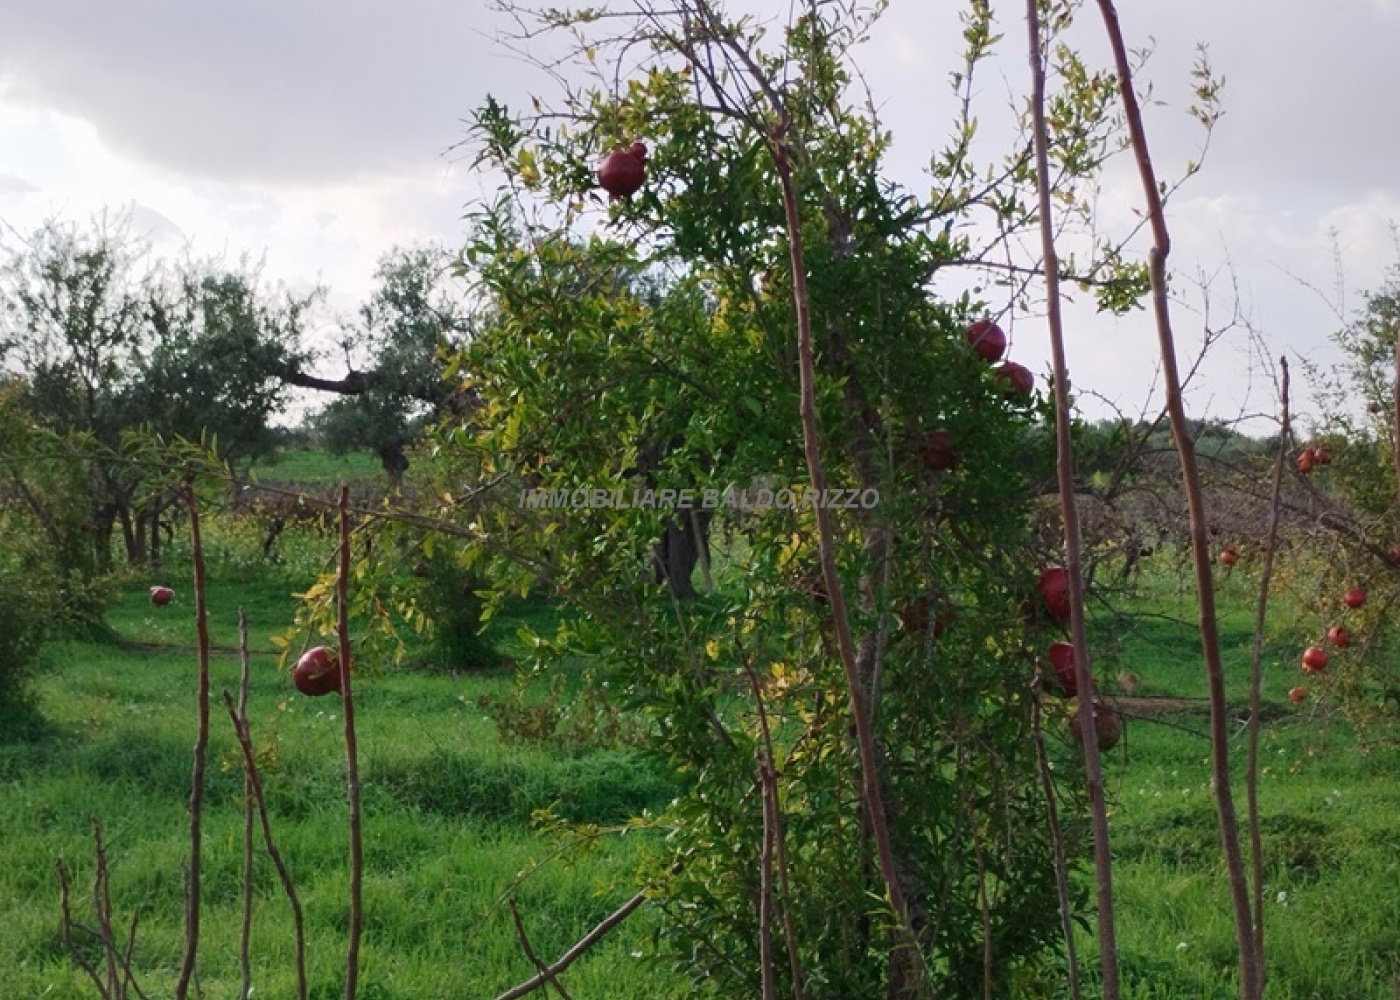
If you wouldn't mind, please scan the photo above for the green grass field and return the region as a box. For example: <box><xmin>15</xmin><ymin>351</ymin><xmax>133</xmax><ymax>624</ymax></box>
<box><xmin>250</xmin><ymin>448</ymin><xmax>385</xmax><ymax>486</ymax></box>
<box><xmin>3</xmin><ymin>526</ymin><xmax>1399</xmax><ymax>997</ymax></box>
<box><xmin>0</xmin><ymin>561</ymin><xmax>678</xmax><ymax>998</ymax></box>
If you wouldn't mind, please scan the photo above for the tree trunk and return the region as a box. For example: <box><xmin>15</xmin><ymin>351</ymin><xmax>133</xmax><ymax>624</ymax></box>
<box><xmin>93</xmin><ymin>505</ymin><xmax>117</xmax><ymax>574</ymax></box>
<box><xmin>134</xmin><ymin>508</ymin><xmax>150</xmax><ymax>570</ymax></box>
<box><xmin>118</xmin><ymin>499</ymin><xmax>139</xmax><ymax>566</ymax></box>
<box><xmin>653</xmin><ymin>511</ymin><xmax>711</xmax><ymax>599</ymax></box>
<box><xmin>379</xmin><ymin>440</ymin><xmax>409</xmax><ymax>493</ymax></box>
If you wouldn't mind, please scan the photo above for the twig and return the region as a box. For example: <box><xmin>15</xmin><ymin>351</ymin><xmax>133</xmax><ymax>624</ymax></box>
<box><xmin>1247</xmin><ymin>356</ymin><xmax>1288</xmax><ymax>994</ymax></box>
<box><xmin>222</xmin><ymin>690</ymin><xmax>308</xmax><ymax>1000</ymax></box>
<box><xmin>743</xmin><ymin>656</ymin><xmax>806</xmax><ymax>1000</ymax></box>
<box><xmin>1392</xmin><ymin>318</ymin><xmax>1400</xmax><ymax>515</ymax></box>
<box><xmin>1090</xmin><ymin>2</ymin><xmax>1261</xmax><ymax>996</ymax></box>
<box><xmin>1023</xmin><ymin>2</ymin><xmax>1119</xmax><ymax>993</ymax></box>
<box><xmin>237</xmin><ymin>607</ymin><xmax>254</xmax><ymax>1000</ymax></box>
<box><xmin>507</xmin><ymin>899</ymin><xmax>575</xmax><ymax>1000</ymax></box>
<box><xmin>757</xmin><ymin>748</ymin><xmax>778</xmax><ymax>1000</ymax></box>
<box><xmin>175</xmin><ymin>483</ymin><xmax>211</xmax><ymax>1000</ymax></box>
<box><xmin>490</xmin><ymin>889</ymin><xmax>649</xmax><ymax>1000</ymax></box>
<box><xmin>95</xmin><ymin>818</ymin><xmax>120</xmax><ymax>995</ymax></box>
<box><xmin>56</xmin><ymin>822</ymin><xmax>151</xmax><ymax>1000</ymax></box>
<box><xmin>57</xmin><ymin>858</ymin><xmax>107</xmax><ymax>997</ymax></box>
<box><xmin>337</xmin><ymin>485</ymin><xmax>364</xmax><ymax>1000</ymax></box>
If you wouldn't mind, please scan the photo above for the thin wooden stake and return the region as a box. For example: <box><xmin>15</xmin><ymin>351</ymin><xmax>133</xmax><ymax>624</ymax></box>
<box><xmin>1090</xmin><ymin>2</ymin><xmax>1261</xmax><ymax>995</ymax></box>
<box><xmin>1247</xmin><ymin>356</ymin><xmax>1289</xmax><ymax>994</ymax></box>
<box><xmin>1022</xmin><ymin>2</ymin><xmax>1118</xmax><ymax>993</ymax></box>
<box><xmin>175</xmin><ymin>483</ymin><xmax>211</xmax><ymax>1000</ymax></box>
<box><xmin>337</xmin><ymin>485</ymin><xmax>364</xmax><ymax>1000</ymax></box>
<box><xmin>237</xmin><ymin>607</ymin><xmax>254</xmax><ymax>1000</ymax></box>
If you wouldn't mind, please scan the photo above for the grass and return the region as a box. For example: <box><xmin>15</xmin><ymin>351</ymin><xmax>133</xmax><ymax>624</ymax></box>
<box><xmin>4</xmin><ymin>515</ymin><xmax>1400</xmax><ymax>997</ymax></box>
<box><xmin>250</xmin><ymin>448</ymin><xmax>384</xmax><ymax>486</ymax></box>
<box><xmin>1084</xmin><ymin>562</ymin><xmax>1400</xmax><ymax>999</ymax></box>
<box><xmin>0</xmin><ymin>563</ymin><xmax>678</xmax><ymax>998</ymax></box>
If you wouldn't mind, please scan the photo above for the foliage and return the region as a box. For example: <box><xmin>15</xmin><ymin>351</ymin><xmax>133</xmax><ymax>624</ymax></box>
<box><xmin>0</xmin><ymin>556</ymin><xmax>50</xmax><ymax>717</ymax></box>
<box><xmin>0</xmin><ymin>212</ymin><xmax>319</xmax><ymax>573</ymax></box>
<box><xmin>309</xmin><ymin>244</ymin><xmax>476</xmax><ymax>487</ymax></box>
<box><xmin>406</xmin><ymin>541</ymin><xmax>504</xmax><ymax>670</ymax></box>
<box><xmin>129</xmin><ymin>261</ymin><xmax>314</xmax><ymax>473</ymax></box>
<box><xmin>397</xmin><ymin>1</ymin><xmax>1180</xmax><ymax>994</ymax></box>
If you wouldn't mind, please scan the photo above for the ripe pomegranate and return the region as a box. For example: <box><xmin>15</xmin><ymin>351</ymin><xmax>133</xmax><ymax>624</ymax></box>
<box><xmin>1036</xmin><ymin>566</ymin><xmax>1072</xmax><ymax>623</ymax></box>
<box><xmin>1288</xmin><ymin>686</ymin><xmax>1306</xmax><ymax>705</ymax></box>
<box><xmin>1046</xmin><ymin>641</ymin><xmax>1078</xmax><ymax>697</ymax></box>
<box><xmin>1327</xmin><ymin>625</ymin><xmax>1351</xmax><ymax>649</ymax></box>
<box><xmin>1301</xmin><ymin>646</ymin><xmax>1328</xmax><ymax>675</ymax></box>
<box><xmin>1296</xmin><ymin>448</ymin><xmax>1315</xmax><ymax>474</ymax></box>
<box><xmin>597</xmin><ymin>143</ymin><xmax>647</xmax><ymax>200</ymax></box>
<box><xmin>1219</xmin><ymin>547</ymin><xmax>1239</xmax><ymax>567</ymax></box>
<box><xmin>965</xmin><ymin>319</ymin><xmax>1007</xmax><ymax>363</ymax></box>
<box><xmin>919</xmin><ymin>429</ymin><xmax>958</xmax><ymax>471</ymax></box>
<box><xmin>1312</xmin><ymin>445</ymin><xmax>1332</xmax><ymax>465</ymax></box>
<box><xmin>898</xmin><ymin>592</ymin><xmax>955</xmax><ymax>638</ymax></box>
<box><xmin>293</xmin><ymin>646</ymin><xmax>342</xmax><ymax>697</ymax></box>
<box><xmin>1344</xmin><ymin>587</ymin><xmax>1366</xmax><ymax>609</ymax></box>
<box><xmin>993</xmin><ymin>361</ymin><xmax>1034</xmax><ymax>398</ymax></box>
<box><xmin>149</xmin><ymin>585</ymin><xmax>174</xmax><ymax>607</ymax></box>
<box><xmin>1070</xmin><ymin>701</ymin><xmax>1123</xmax><ymax>753</ymax></box>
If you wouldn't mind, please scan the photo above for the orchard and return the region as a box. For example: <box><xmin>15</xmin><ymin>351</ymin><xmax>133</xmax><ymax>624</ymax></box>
<box><xmin>5</xmin><ymin>2</ymin><xmax>1400</xmax><ymax>1000</ymax></box>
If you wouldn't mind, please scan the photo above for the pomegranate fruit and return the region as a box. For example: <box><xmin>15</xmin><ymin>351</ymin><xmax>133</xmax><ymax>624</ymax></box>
<box><xmin>898</xmin><ymin>592</ymin><xmax>955</xmax><ymax>638</ymax></box>
<box><xmin>1297</xmin><ymin>448</ymin><xmax>1315</xmax><ymax>474</ymax></box>
<box><xmin>1036</xmin><ymin>566</ymin><xmax>1072</xmax><ymax>623</ymax></box>
<box><xmin>1343</xmin><ymin>587</ymin><xmax>1366</xmax><ymax>609</ymax></box>
<box><xmin>293</xmin><ymin>646</ymin><xmax>342</xmax><ymax>697</ymax></box>
<box><xmin>597</xmin><ymin>144</ymin><xmax>647</xmax><ymax>200</ymax></box>
<box><xmin>1070</xmin><ymin>701</ymin><xmax>1123</xmax><ymax>753</ymax></box>
<box><xmin>1046</xmin><ymin>641</ymin><xmax>1078</xmax><ymax>697</ymax></box>
<box><xmin>149</xmin><ymin>585</ymin><xmax>174</xmax><ymax>607</ymax></box>
<box><xmin>1301</xmin><ymin>646</ymin><xmax>1328</xmax><ymax>675</ymax></box>
<box><xmin>993</xmin><ymin>360</ymin><xmax>1034</xmax><ymax>398</ymax></box>
<box><xmin>1219</xmin><ymin>547</ymin><xmax>1238</xmax><ymax>567</ymax></box>
<box><xmin>918</xmin><ymin>429</ymin><xmax>958</xmax><ymax>471</ymax></box>
<box><xmin>965</xmin><ymin>319</ymin><xmax>1007</xmax><ymax>363</ymax></box>
<box><xmin>1327</xmin><ymin>625</ymin><xmax>1350</xmax><ymax>649</ymax></box>
<box><xmin>1288</xmin><ymin>686</ymin><xmax>1306</xmax><ymax>705</ymax></box>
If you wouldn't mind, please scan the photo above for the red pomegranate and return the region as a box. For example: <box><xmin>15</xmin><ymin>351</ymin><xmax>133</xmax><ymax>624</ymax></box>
<box><xmin>919</xmin><ymin>429</ymin><xmax>958</xmax><ymax>471</ymax></box>
<box><xmin>994</xmin><ymin>361</ymin><xmax>1034</xmax><ymax>398</ymax></box>
<box><xmin>1070</xmin><ymin>701</ymin><xmax>1123</xmax><ymax>753</ymax></box>
<box><xmin>1046</xmin><ymin>641</ymin><xmax>1078</xmax><ymax>697</ymax></box>
<box><xmin>965</xmin><ymin>319</ymin><xmax>1007</xmax><ymax>363</ymax></box>
<box><xmin>293</xmin><ymin>646</ymin><xmax>342</xmax><ymax>697</ymax></box>
<box><xmin>598</xmin><ymin>143</ymin><xmax>647</xmax><ymax>200</ymax></box>
<box><xmin>1036</xmin><ymin>566</ymin><xmax>1072</xmax><ymax>624</ymax></box>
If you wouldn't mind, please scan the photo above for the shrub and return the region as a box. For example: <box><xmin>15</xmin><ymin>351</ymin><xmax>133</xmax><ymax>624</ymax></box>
<box><xmin>0</xmin><ymin>562</ymin><xmax>51</xmax><ymax>721</ymax></box>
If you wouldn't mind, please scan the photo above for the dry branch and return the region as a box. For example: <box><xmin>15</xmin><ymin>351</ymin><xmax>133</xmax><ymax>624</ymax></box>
<box><xmin>222</xmin><ymin>689</ymin><xmax>309</xmax><ymax>1000</ymax></box>
<box><xmin>490</xmin><ymin>890</ymin><xmax>650</xmax><ymax>1000</ymax></box>
<box><xmin>508</xmin><ymin>899</ymin><xmax>575</xmax><ymax>1000</ymax></box>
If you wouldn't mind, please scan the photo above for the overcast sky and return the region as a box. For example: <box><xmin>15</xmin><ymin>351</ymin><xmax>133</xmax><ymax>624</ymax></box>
<box><xmin>2</xmin><ymin>0</ymin><xmax>1397</xmax><ymax>429</ymax></box>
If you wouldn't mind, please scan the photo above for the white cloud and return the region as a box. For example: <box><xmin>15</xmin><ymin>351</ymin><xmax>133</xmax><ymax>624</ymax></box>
<box><xmin>0</xmin><ymin>1</ymin><xmax>1395</xmax><ymax>428</ymax></box>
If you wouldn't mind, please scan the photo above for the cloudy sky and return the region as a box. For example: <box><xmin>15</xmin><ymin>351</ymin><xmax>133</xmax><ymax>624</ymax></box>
<box><xmin>2</xmin><ymin>0</ymin><xmax>1397</xmax><ymax>428</ymax></box>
